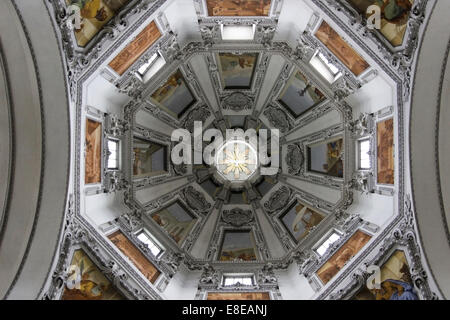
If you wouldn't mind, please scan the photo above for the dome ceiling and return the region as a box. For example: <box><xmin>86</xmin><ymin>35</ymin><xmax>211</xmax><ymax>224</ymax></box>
<box><xmin>32</xmin><ymin>0</ymin><xmax>442</xmax><ymax>300</ymax></box>
<box><xmin>124</xmin><ymin>30</ymin><xmax>353</xmax><ymax>267</ymax></box>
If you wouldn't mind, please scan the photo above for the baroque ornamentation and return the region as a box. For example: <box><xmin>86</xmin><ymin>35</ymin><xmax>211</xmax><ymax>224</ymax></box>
<box><xmin>40</xmin><ymin>0</ymin><xmax>439</xmax><ymax>301</ymax></box>
<box><xmin>286</xmin><ymin>144</ymin><xmax>304</xmax><ymax>175</ymax></box>
<box><xmin>221</xmin><ymin>92</ymin><xmax>253</xmax><ymax>111</ymax></box>
<box><xmin>104</xmin><ymin>170</ymin><xmax>128</xmax><ymax>193</ymax></box>
<box><xmin>47</xmin><ymin>0</ymin><xmax>166</xmax><ymax>100</ymax></box>
<box><xmin>263</xmin><ymin>105</ymin><xmax>292</xmax><ymax>134</ymax></box>
<box><xmin>42</xmin><ymin>195</ymin><xmax>161</xmax><ymax>300</ymax></box>
<box><xmin>331</xmin><ymin>74</ymin><xmax>361</xmax><ymax>100</ymax></box>
<box><xmin>199</xmin><ymin>264</ymin><xmax>220</xmax><ymax>285</ymax></box>
<box><xmin>347</xmin><ymin>112</ymin><xmax>373</xmax><ymax>137</ymax></box>
<box><xmin>182</xmin><ymin>105</ymin><xmax>211</xmax><ymax>133</ymax></box>
<box><xmin>173</xmin><ymin>163</ymin><xmax>188</xmax><ymax>176</ymax></box>
<box><xmin>314</xmin><ymin>0</ymin><xmax>430</xmax><ymax>102</ymax></box>
<box><xmin>222</xmin><ymin>208</ymin><xmax>253</xmax><ymax>227</ymax></box>
<box><xmin>259</xmin><ymin>25</ymin><xmax>277</xmax><ymax>48</ymax></box>
<box><xmin>106</xmin><ymin>114</ymin><xmax>129</xmax><ymax>137</ymax></box>
<box><xmin>257</xmin><ymin>263</ymin><xmax>278</xmax><ymax>285</ymax></box>
<box><xmin>321</xmin><ymin>194</ymin><xmax>439</xmax><ymax>300</ymax></box>
<box><xmin>182</xmin><ymin>186</ymin><xmax>212</xmax><ymax>215</ymax></box>
<box><xmin>349</xmin><ymin>171</ymin><xmax>374</xmax><ymax>195</ymax></box>
<box><xmin>264</xmin><ymin>186</ymin><xmax>291</xmax><ymax>214</ymax></box>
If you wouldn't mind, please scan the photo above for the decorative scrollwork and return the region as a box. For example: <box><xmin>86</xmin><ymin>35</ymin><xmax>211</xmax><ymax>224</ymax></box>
<box><xmin>173</xmin><ymin>163</ymin><xmax>188</xmax><ymax>176</ymax></box>
<box><xmin>264</xmin><ymin>186</ymin><xmax>291</xmax><ymax>214</ymax></box>
<box><xmin>182</xmin><ymin>105</ymin><xmax>211</xmax><ymax>133</ymax></box>
<box><xmin>199</xmin><ymin>264</ymin><xmax>220</xmax><ymax>285</ymax></box>
<box><xmin>183</xmin><ymin>186</ymin><xmax>212</xmax><ymax>215</ymax></box>
<box><xmin>347</xmin><ymin>112</ymin><xmax>373</xmax><ymax>138</ymax></box>
<box><xmin>221</xmin><ymin>92</ymin><xmax>253</xmax><ymax>111</ymax></box>
<box><xmin>106</xmin><ymin>114</ymin><xmax>129</xmax><ymax>137</ymax></box>
<box><xmin>222</xmin><ymin>208</ymin><xmax>253</xmax><ymax>227</ymax></box>
<box><xmin>263</xmin><ymin>105</ymin><xmax>292</xmax><ymax>134</ymax></box>
<box><xmin>286</xmin><ymin>144</ymin><xmax>304</xmax><ymax>175</ymax></box>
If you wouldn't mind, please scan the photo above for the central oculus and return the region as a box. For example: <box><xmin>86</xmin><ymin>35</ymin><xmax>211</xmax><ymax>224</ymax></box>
<box><xmin>215</xmin><ymin>139</ymin><xmax>258</xmax><ymax>181</ymax></box>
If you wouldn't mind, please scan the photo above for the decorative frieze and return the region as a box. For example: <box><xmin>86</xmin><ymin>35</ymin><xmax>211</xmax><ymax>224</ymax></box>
<box><xmin>221</xmin><ymin>92</ymin><xmax>254</xmax><ymax>111</ymax></box>
<box><xmin>263</xmin><ymin>186</ymin><xmax>292</xmax><ymax>214</ymax></box>
<box><xmin>222</xmin><ymin>208</ymin><xmax>254</xmax><ymax>227</ymax></box>
<box><xmin>285</xmin><ymin>144</ymin><xmax>304</xmax><ymax>175</ymax></box>
<box><xmin>182</xmin><ymin>186</ymin><xmax>213</xmax><ymax>215</ymax></box>
<box><xmin>263</xmin><ymin>105</ymin><xmax>293</xmax><ymax>134</ymax></box>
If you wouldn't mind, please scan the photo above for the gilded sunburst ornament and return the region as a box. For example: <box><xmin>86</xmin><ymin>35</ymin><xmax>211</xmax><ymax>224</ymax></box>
<box><xmin>215</xmin><ymin>140</ymin><xmax>258</xmax><ymax>181</ymax></box>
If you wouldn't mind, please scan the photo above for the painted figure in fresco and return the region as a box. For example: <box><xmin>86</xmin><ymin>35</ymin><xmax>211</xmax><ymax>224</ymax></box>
<box><xmin>85</xmin><ymin>132</ymin><xmax>95</xmax><ymax>178</ymax></box>
<box><xmin>238</xmin><ymin>57</ymin><xmax>253</xmax><ymax>69</ymax></box>
<box><xmin>355</xmin><ymin>261</ymin><xmax>419</xmax><ymax>300</ymax></box>
<box><xmin>296</xmin><ymin>80</ymin><xmax>324</xmax><ymax>101</ymax></box>
<box><xmin>63</xmin><ymin>257</ymin><xmax>107</xmax><ymax>300</ymax></box>
<box><xmin>207</xmin><ymin>0</ymin><xmax>272</xmax><ymax>17</ymax></box>
<box><xmin>318</xmin><ymin>247</ymin><xmax>354</xmax><ymax>283</ymax></box>
<box><xmin>350</xmin><ymin>0</ymin><xmax>412</xmax><ymax>24</ymax></box>
<box><xmin>152</xmin><ymin>213</ymin><xmax>167</xmax><ymax>228</ymax></box>
<box><xmin>67</xmin><ymin>0</ymin><xmax>131</xmax><ymax>47</ymax></box>
<box><xmin>69</xmin><ymin>0</ymin><xmax>106</xmax><ymax>19</ymax></box>
<box><xmin>220</xmin><ymin>56</ymin><xmax>254</xmax><ymax>72</ymax></box>
<box><xmin>373</xmin><ymin>264</ymin><xmax>419</xmax><ymax>300</ymax></box>
<box><xmin>290</xmin><ymin>204</ymin><xmax>323</xmax><ymax>240</ymax></box>
<box><xmin>133</xmin><ymin>148</ymin><xmax>142</xmax><ymax>175</ymax></box>
<box><xmin>346</xmin><ymin>0</ymin><xmax>413</xmax><ymax>46</ymax></box>
<box><xmin>324</xmin><ymin>140</ymin><xmax>343</xmax><ymax>176</ymax></box>
<box><xmin>378</xmin><ymin>119</ymin><xmax>394</xmax><ymax>184</ymax></box>
<box><xmin>208</xmin><ymin>292</ymin><xmax>270</xmax><ymax>300</ymax></box>
<box><xmin>220</xmin><ymin>250</ymin><xmax>256</xmax><ymax>262</ymax></box>
<box><xmin>85</xmin><ymin>120</ymin><xmax>101</xmax><ymax>184</ymax></box>
<box><xmin>317</xmin><ymin>231</ymin><xmax>371</xmax><ymax>284</ymax></box>
<box><xmin>375</xmin><ymin>0</ymin><xmax>412</xmax><ymax>24</ymax></box>
<box><xmin>151</xmin><ymin>72</ymin><xmax>183</xmax><ymax>103</ymax></box>
<box><xmin>328</xmin><ymin>141</ymin><xmax>342</xmax><ymax>160</ymax></box>
<box><xmin>68</xmin><ymin>0</ymin><xmax>108</xmax><ymax>32</ymax></box>
<box><xmin>378</xmin><ymin>279</ymin><xmax>418</xmax><ymax>300</ymax></box>
<box><xmin>292</xmin><ymin>206</ymin><xmax>308</xmax><ymax>233</ymax></box>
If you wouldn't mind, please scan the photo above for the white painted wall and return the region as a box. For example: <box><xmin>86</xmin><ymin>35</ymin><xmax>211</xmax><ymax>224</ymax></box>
<box><xmin>410</xmin><ymin>0</ymin><xmax>450</xmax><ymax>298</ymax></box>
<box><xmin>135</xmin><ymin>177</ymin><xmax>190</xmax><ymax>205</ymax></box>
<box><xmin>165</xmin><ymin>0</ymin><xmax>202</xmax><ymax>49</ymax></box>
<box><xmin>86</xmin><ymin>75</ymin><xmax>130</xmax><ymax>116</ymax></box>
<box><xmin>348</xmin><ymin>192</ymin><xmax>394</xmax><ymax>228</ymax></box>
<box><xmin>284</xmin><ymin>178</ymin><xmax>342</xmax><ymax>204</ymax></box>
<box><xmin>346</xmin><ymin>74</ymin><xmax>395</xmax><ymax>117</ymax></box>
<box><xmin>190</xmin><ymin>208</ymin><xmax>220</xmax><ymax>259</ymax></box>
<box><xmin>274</xmin><ymin>0</ymin><xmax>314</xmax><ymax>47</ymax></box>
<box><xmin>189</xmin><ymin>54</ymin><xmax>220</xmax><ymax>112</ymax></box>
<box><xmin>255</xmin><ymin>207</ymin><xmax>286</xmax><ymax>259</ymax></box>
<box><xmin>285</xmin><ymin>109</ymin><xmax>342</xmax><ymax>141</ymax></box>
<box><xmin>438</xmin><ymin>51</ymin><xmax>450</xmax><ymax>235</ymax></box>
<box><xmin>84</xmin><ymin>191</ymin><xmax>128</xmax><ymax>227</ymax></box>
<box><xmin>275</xmin><ymin>263</ymin><xmax>316</xmax><ymax>300</ymax></box>
<box><xmin>255</xmin><ymin>54</ymin><xmax>286</xmax><ymax>113</ymax></box>
<box><xmin>135</xmin><ymin>108</ymin><xmax>176</xmax><ymax>135</ymax></box>
<box><xmin>163</xmin><ymin>264</ymin><xmax>202</xmax><ymax>300</ymax></box>
<box><xmin>0</xmin><ymin>0</ymin><xmax>70</xmax><ymax>299</ymax></box>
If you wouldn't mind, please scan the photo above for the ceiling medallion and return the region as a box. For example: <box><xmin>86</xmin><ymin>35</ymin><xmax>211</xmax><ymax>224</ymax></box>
<box><xmin>215</xmin><ymin>140</ymin><xmax>258</xmax><ymax>181</ymax></box>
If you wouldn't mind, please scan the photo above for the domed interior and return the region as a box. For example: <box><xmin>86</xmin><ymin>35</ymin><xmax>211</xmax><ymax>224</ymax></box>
<box><xmin>0</xmin><ymin>0</ymin><xmax>448</xmax><ymax>301</ymax></box>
